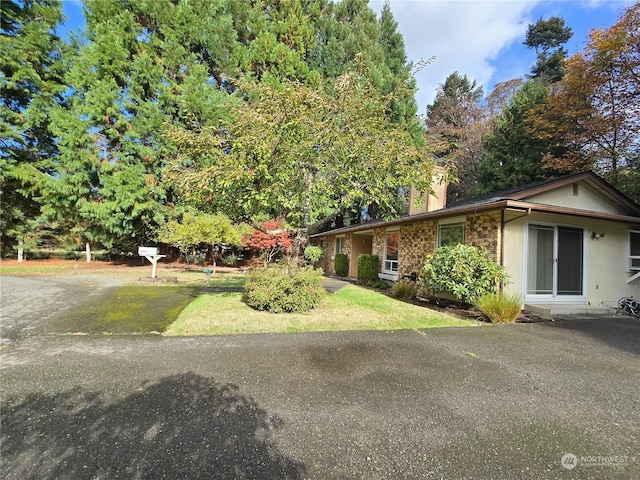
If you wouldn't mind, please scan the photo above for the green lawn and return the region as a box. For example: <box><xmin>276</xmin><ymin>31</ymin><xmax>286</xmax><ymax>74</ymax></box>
<box><xmin>165</xmin><ymin>284</ymin><xmax>477</xmax><ymax>336</ymax></box>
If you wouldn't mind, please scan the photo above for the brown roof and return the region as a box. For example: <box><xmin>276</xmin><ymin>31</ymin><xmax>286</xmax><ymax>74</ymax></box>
<box><xmin>311</xmin><ymin>171</ymin><xmax>640</xmax><ymax>238</ymax></box>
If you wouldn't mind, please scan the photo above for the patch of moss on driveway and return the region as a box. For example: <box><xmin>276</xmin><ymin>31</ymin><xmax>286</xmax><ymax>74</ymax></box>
<box><xmin>46</xmin><ymin>286</ymin><xmax>197</xmax><ymax>334</ymax></box>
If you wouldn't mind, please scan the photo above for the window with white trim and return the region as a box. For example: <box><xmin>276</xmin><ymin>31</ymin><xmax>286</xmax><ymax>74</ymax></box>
<box><xmin>630</xmin><ymin>230</ymin><xmax>640</xmax><ymax>271</ymax></box>
<box><xmin>335</xmin><ymin>236</ymin><xmax>345</xmax><ymax>255</ymax></box>
<box><xmin>384</xmin><ymin>230</ymin><xmax>399</xmax><ymax>273</ymax></box>
<box><xmin>438</xmin><ymin>221</ymin><xmax>465</xmax><ymax>247</ymax></box>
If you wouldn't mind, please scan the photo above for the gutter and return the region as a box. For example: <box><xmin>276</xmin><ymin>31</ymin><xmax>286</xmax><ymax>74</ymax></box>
<box><xmin>311</xmin><ymin>199</ymin><xmax>640</xmax><ymax>239</ymax></box>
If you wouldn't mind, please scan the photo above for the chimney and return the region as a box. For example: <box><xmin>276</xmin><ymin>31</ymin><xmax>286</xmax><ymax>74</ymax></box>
<box><xmin>408</xmin><ymin>166</ymin><xmax>448</xmax><ymax>215</ymax></box>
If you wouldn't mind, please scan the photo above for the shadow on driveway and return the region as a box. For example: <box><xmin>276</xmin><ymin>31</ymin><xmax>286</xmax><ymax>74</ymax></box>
<box><xmin>1</xmin><ymin>372</ymin><xmax>305</xmax><ymax>480</ymax></box>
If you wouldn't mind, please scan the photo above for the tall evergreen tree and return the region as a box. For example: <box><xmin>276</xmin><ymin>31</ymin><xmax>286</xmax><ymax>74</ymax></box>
<box><xmin>524</xmin><ymin>16</ymin><xmax>573</xmax><ymax>84</ymax></box>
<box><xmin>473</xmin><ymin>17</ymin><xmax>573</xmax><ymax>196</ymax></box>
<box><xmin>475</xmin><ymin>81</ymin><xmax>552</xmax><ymax>194</ymax></box>
<box><xmin>377</xmin><ymin>1</ymin><xmax>419</xmax><ymax>130</ymax></box>
<box><xmin>308</xmin><ymin>0</ymin><xmax>418</xmax><ymax>129</ymax></box>
<box><xmin>44</xmin><ymin>0</ymin><xmax>239</xmax><ymax>252</ymax></box>
<box><xmin>228</xmin><ymin>0</ymin><xmax>319</xmax><ymax>83</ymax></box>
<box><xmin>0</xmin><ymin>0</ymin><xmax>69</xmax><ymax>256</ymax></box>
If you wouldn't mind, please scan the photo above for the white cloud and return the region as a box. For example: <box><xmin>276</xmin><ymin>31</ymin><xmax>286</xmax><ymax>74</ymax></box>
<box><xmin>370</xmin><ymin>0</ymin><xmax>541</xmax><ymax>112</ymax></box>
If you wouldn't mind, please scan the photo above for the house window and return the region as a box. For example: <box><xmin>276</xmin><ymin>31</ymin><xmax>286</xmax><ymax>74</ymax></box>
<box><xmin>630</xmin><ymin>231</ymin><xmax>640</xmax><ymax>271</ymax></box>
<box><xmin>438</xmin><ymin>222</ymin><xmax>465</xmax><ymax>247</ymax></box>
<box><xmin>384</xmin><ymin>230</ymin><xmax>399</xmax><ymax>273</ymax></box>
<box><xmin>335</xmin><ymin>236</ymin><xmax>345</xmax><ymax>255</ymax></box>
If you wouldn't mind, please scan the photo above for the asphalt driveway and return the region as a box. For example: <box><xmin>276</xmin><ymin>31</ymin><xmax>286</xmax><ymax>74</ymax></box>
<box><xmin>1</xmin><ymin>276</ymin><xmax>639</xmax><ymax>479</ymax></box>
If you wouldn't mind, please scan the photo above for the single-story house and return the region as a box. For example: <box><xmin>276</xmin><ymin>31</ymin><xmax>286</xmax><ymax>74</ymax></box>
<box><xmin>311</xmin><ymin>171</ymin><xmax>640</xmax><ymax>317</ymax></box>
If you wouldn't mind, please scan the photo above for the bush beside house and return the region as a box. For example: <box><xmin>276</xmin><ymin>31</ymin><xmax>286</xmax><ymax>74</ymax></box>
<box><xmin>418</xmin><ymin>244</ymin><xmax>509</xmax><ymax>306</ymax></box>
<box><xmin>334</xmin><ymin>253</ymin><xmax>349</xmax><ymax>277</ymax></box>
<box><xmin>358</xmin><ymin>254</ymin><xmax>380</xmax><ymax>285</ymax></box>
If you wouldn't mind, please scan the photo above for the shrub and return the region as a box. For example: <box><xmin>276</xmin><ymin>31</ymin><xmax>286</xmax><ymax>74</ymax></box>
<box><xmin>371</xmin><ymin>279</ymin><xmax>392</xmax><ymax>290</ymax></box>
<box><xmin>334</xmin><ymin>253</ymin><xmax>349</xmax><ymax>277</ymax></box>
<box><xmin>392</xmin><ymin>280</ymin><xmax>417</xmax><ymax>299</ymax></box>
<box><xmin>476</xmin><ymin>292</ymin><xmax>522</xmax><ymax>323</ymax></box>
<box><xmin>357</xmin><ymin>254</ymin><xmax>380</xmax><ymax>285</ymax></box>
<box><xmin>221</xmin><ymin>253</ymin><xmax>242</xmax><ymax>266</ymax></box>
<box><xmin>245</xmin><ymin>265</ymin><xmax>326</xmax><ymax>313</ymax></box>
<box><xmin>304</xmin><ymin>245</ymin><xmax>324</xmax><ymax>265</ymax></box>
<box><xmin>418</xmin><ymin>244</ymin><xmax>509</xmax><ymax>306</ymax></box>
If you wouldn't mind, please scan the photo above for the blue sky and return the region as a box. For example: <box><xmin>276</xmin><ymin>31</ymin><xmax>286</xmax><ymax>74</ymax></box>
<box><xmin>59</xmin><ymin>0</ymin><xmax>635</xmax><ymax>113</ymax></box>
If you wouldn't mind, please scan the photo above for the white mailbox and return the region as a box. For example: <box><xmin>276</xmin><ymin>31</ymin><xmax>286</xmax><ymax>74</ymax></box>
<box><xmin>138</xmin><ymin>246</ymin><xmax>158</xmax><ymax>256</ymax></box>
<box><xmin>138</xmin><ymin>246</ymin><xmax>165</xmax><ymax>278</ymax></box>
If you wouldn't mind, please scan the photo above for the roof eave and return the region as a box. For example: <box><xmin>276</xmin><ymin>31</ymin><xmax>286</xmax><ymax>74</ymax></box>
<box><xmin>310</xmin><ymin>199</ymin><xmax>640</xmax><ymax>238</ymax></box>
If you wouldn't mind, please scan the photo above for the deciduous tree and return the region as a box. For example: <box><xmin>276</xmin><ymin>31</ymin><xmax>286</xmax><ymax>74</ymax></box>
<box><xmin>242</xmin><ymin>219</ymin><xmax>293</xmax><ymax>267</ymax></box>
<box><xmin>157</xmin><ymin>211</ymin><xmax>246</xmax><ymax>271</ymax></box>
<box><xmin>164</xmin><ymin>64</ymin><xmax>437</xmax><ymax>260</ymax></box>
<box><xmin>528</xmin><ymin>4</ymin><xmax>640</xmax><ymax>200</ymax></box>
<box><xmin>425</xmin><ymin>72</ymin><xmax>486</xmax><ymax>202</ymax></box>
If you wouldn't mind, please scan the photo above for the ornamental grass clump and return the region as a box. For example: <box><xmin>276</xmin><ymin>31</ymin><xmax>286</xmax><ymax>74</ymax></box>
<box><xmin>476</xmin><ymin>292</ymin><xmax>522</xmax><ymax>323</ymax></box>
<box><xmin>418</xmin><ymin>244</ymin><xmax>509</xmax><ymax>306</ymax></box>
<box><xmin>245</xmin><ymin>265</ymin><xmax>325</xmax><ymax>313</ymax></box>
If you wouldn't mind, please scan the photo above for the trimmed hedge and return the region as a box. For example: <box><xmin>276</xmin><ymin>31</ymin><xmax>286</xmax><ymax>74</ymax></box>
<box><xmin>334</xmin><ymin>253</ymin><xmax>349</xmax><ymax>277</ymax></box>
<box><xmin>245</xmin><ymin>265</ymin><xmax>326</xmax><ymax>313</ymax></box>
<box><xmin>357</xmin><ymin>254</ymin><xmax>380</xmax><ymax>285</ymax></box>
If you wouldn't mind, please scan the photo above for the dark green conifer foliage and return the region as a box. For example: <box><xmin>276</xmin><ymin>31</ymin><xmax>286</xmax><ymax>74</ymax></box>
<box><xmin>524</xmin><ymin>16</ymin><xmax>573</xmax><ymax>84</ymax></box>
<box><xmin>45</xmin><ymin>0</ymin><xmax>239</xmax><ymax>250</ymax></box>
<box><xmin>0</xmin><ymin>0</ymin><xmax>69</xmax><ymax>254</ymax></box>
<box><xmin>475</xmin><ymin>81</ymin><xmax>550</xmax><ymax>194</ymax></box>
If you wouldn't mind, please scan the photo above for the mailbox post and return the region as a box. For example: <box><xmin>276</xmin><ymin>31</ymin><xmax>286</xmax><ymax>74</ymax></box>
<box><xmin>138</xmin><ymin>246</ymin><xmax>166</xmax><ymax>278</ymax></box>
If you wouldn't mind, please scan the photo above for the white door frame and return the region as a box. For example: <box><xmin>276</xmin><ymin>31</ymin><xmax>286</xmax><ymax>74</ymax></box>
<box><xmin>523</xmin><ymin>221</ymin><xmax>587</xmax><ymax>303</ymax></box>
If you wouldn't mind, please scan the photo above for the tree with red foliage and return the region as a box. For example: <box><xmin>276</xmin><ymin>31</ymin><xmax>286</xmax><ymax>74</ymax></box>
<box><xmin>243</xmin><ymin>219</ymin><xmax>293</xmax><ymax>267</ymax></box>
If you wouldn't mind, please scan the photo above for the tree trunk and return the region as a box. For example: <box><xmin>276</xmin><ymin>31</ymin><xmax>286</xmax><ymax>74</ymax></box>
<box><xmin>291</xmin><ymin>170</ymin><xmax>313</xmax><ymax>265</ymax></box>
<box><xmin>85</xmin><ymin>242</ymin><xmax>91</xmax><ymax>263</ymax></box>
<box><xmin>17</xmin><ymin>239</ymin><xmax>24</xmax><ymax>263</ymax></box>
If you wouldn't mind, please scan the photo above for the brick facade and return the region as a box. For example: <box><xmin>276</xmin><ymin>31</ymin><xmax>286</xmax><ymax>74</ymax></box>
<box><xmin>315</xmin><ymin>209</ymin><xmax>503</xmax><ymax>280</ymax></box>
<box><xmin>398</xmin><ymin>221</ymin><xmax>438</xmax><ymax>278</ymax></box>
<box><xmin>465</xmin><ymin>212</ymin><xmax>501</xmax><ymax>261</ymax></box>
<box><xmin>372</xmin><ymin>228</ymin><xmax>386</xmax><ymax>261</ymax></box>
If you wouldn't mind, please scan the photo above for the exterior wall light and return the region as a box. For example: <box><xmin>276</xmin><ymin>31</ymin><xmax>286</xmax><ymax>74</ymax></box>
<box><xmin>591</xmin><ymin>232</ymin><xmax>605</xmax><ymax>239</ymax></box>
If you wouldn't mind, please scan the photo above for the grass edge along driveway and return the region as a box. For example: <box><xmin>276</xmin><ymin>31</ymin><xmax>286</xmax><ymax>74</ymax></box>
<box><xmin>165</xmin><ymin>284</ymin><xmax>476</xmax><ymax>336</ymax></box>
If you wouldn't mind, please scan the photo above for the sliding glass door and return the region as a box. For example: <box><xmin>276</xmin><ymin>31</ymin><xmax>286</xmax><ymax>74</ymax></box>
<box><xmin>527</xmin><ymin>224</ymin><xmax>584</xmax><ymax>298</ymax></box>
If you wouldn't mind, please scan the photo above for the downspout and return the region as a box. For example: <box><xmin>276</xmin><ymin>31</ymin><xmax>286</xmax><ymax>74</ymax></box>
<box><xmin>500</xmin><ymin>211</ymin><xmax>505</xmax><ymax>267</ymax></box>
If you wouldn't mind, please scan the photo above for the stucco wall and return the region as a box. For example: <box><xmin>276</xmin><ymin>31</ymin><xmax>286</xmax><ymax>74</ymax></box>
<box><xmin>502</xmin><ymin>212</ymin><xmax>640</xmax><ymax>305</ymax></box>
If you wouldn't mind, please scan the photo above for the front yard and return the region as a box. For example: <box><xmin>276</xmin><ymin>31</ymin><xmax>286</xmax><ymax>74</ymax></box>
<box><xmin>166</xmin><ymin>283</ymin><xmax>475</xmax><ymax>336</ymax></box>
<box><xmin>1</xmin><ymin>259</ymin><xmax>475</xmax><ymax>335</ymax></box>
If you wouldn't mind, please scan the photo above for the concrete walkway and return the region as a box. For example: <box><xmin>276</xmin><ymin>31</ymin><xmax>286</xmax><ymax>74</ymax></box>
<box><xmin>322</xmin><ymin>276</ymin><xmax>352</xmax><ymax>294</ymax></box>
